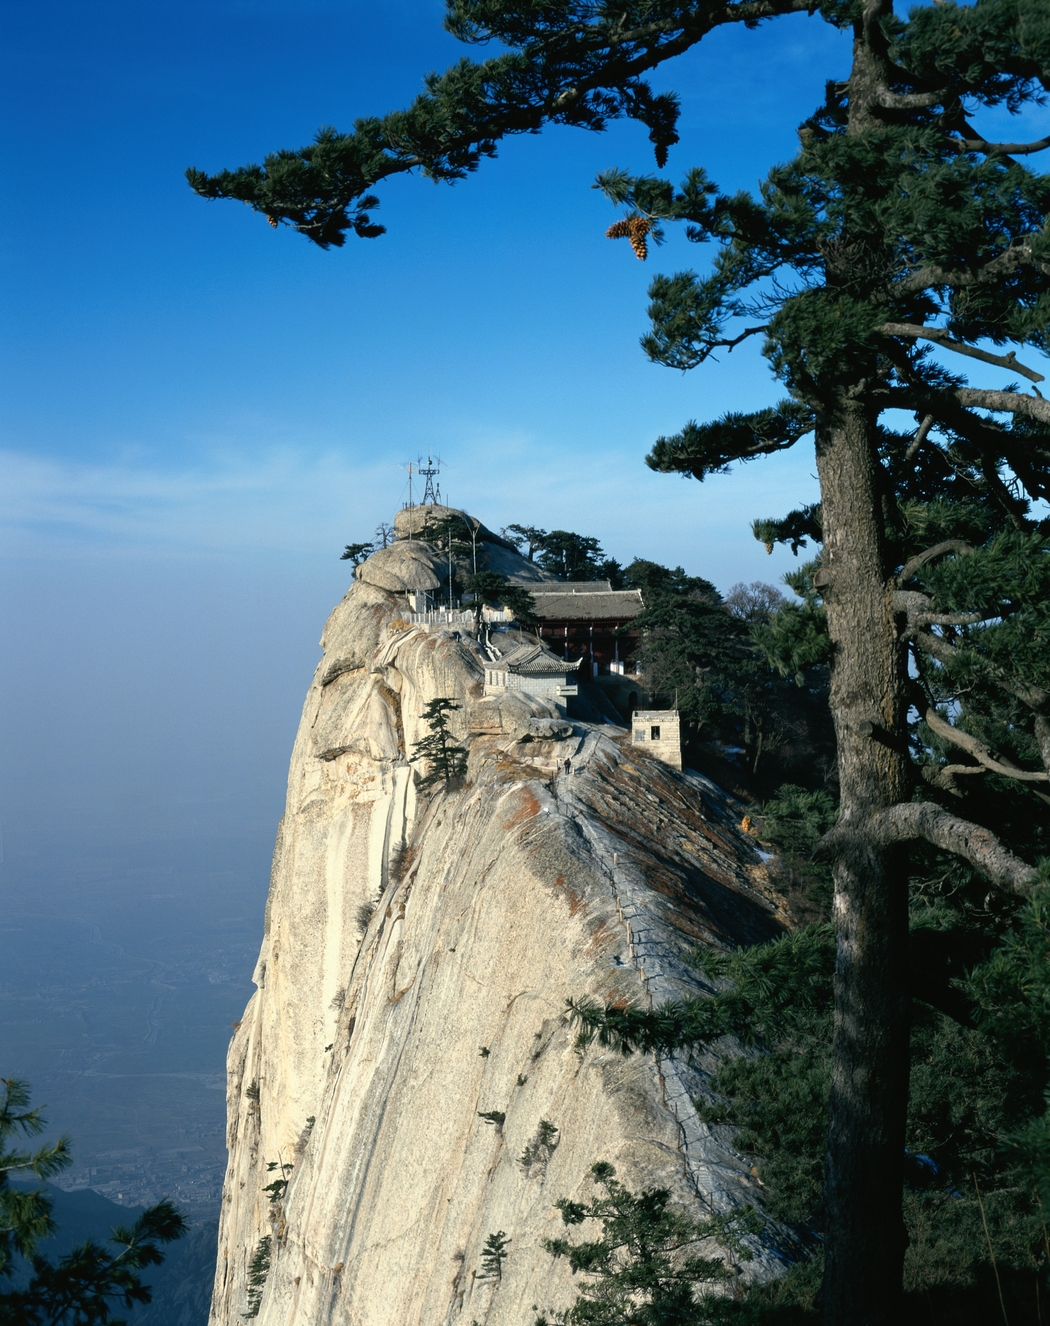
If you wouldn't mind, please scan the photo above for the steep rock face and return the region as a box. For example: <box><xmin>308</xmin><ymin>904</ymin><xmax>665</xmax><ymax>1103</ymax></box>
<box><xmin>208</xmin><ymin>555</ymin><xmax>791</xmax><ymax>1326</ymax></box>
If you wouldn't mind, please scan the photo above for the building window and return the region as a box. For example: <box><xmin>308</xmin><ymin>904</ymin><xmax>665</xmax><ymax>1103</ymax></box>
<box><xmin>651</xmin><ymin>725</ymin><xmax>661</xmax><ymax>741</ymax></box>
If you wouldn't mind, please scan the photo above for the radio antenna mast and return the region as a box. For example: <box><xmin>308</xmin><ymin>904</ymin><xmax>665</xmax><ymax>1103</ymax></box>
<box><xmin>418</xmin><ymin>453</ymin><xmax>443</xmax><ymax>506</ymax></box>
<box><xmin>399</xmin><ymin>461</ymin><xmax>416</xmax><ymax>509</ymax></box>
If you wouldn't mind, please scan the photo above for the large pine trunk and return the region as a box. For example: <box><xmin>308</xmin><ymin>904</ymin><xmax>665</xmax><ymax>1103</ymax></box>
<box><xmin>816</xmin><ymin>400</ymin><xmax>911</xmax><ymax>1325</ymax></box>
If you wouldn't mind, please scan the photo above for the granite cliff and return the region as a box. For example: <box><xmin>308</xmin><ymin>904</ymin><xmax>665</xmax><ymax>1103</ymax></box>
<box><xmin>208</xmin><ymin>513</ymin><xmax>792</xmax><ymax>1326</ymax></box>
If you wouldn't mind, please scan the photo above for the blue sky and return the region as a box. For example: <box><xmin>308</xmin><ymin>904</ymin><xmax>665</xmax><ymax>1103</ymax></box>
<box><xmin>2</xmin><ymin>1</ymin><xmax>850</xmax><ymax>570</ymax></box>
<box><xmin>1</xmin><ymin>2</ymin><xmax>1041</xmax><ymax>846</ymax></box>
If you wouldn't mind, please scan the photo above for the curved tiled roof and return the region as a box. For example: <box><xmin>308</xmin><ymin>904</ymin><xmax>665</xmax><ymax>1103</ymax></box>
<box><xmin>528</xmin><ymin>589</ymin><xmax>644</xmax><ymax>620</ymax></box>
<box><xmin>488</xmin><ymin>640</ymin><xmax>581</xmax><ymax>675</ymax></box>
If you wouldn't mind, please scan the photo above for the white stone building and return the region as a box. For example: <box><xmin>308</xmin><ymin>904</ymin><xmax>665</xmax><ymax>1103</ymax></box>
<box><xmin>483</xmin><ymin>639</ymin><xmax>580</xmax><ymax>708</ymax></box>
<box><xmin>631</xmin><ymin>709</ymin><xmax>682</xmax><ymax>770</ymax></box>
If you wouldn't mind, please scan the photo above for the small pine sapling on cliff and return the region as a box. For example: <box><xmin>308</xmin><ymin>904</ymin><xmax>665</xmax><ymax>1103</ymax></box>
<box><xmin>410</xmin><ymin>698</ymin><xmax>468</xmax><ymax>790</ymax></box>
<box><xmin>243</xmin><ymin>1235</ymin><xmax>272</xmax><ymax>1319</ymax></box>
<box><xmin>479</xmin><ymin>1230</ymin><xmax>510</xmax><ymax>1282</ymax></box>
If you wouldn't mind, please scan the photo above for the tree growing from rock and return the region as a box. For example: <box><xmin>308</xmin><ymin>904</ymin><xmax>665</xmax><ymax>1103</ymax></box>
<box><xmin>188</xmin><ymin>5</ymin><xmax>1050</xmax><ymax>1320</ymax></box>
<box><xmin>411</xmin><ymin>698</ymin><xmax>468</xmax><ymax>789</ymax></box>
<box><xmin>339</xmin><ymin>541</ymin><xmax>374</xmax><ymax>565</ymax></box>
<box><xmin>465</xmin><ymin>571</ymin><xmax>538</xmax><ymax>636</ymax></box>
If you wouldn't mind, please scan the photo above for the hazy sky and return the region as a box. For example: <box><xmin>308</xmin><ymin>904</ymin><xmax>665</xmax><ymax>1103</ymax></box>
<box><xmin>2</xmin><ymin>1</ymin><xmax>1037</xmax><ymax>845</ymax></box>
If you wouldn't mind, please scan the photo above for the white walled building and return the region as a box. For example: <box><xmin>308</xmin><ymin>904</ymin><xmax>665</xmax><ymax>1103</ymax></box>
<box><xmin>483</xmin><ymin>640</ymin><xmax>580</xmax><ymax>708</ymax></box>
<box><xmin>631</xmin><ymin>709</ymin><xmax>682</xmax><ymax>770</ymax></box>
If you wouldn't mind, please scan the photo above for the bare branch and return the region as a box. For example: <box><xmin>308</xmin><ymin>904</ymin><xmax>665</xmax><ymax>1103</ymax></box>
<box><xmin>818</xmin><ymin>804</ymin><xmax>1040</xmax><ymax>897</ymax></box>
<box><xmin>904</xmin><ymin>413</ymin><xmax>935</xmax><ymax>462</ymax></box>
<box><xmin>873</xmin><ymin>85</ymin><xmax>947</xmax><ymax>110</ymax></box>
<box><xmin>948</xmin><ymin>127</ymin><xmax>1050</xmax><ymax>158</ymax></box>
<box><xmin>921</xmin><ymin>763</ymin><xmax>986</xmax><ymax>796</ymax></box>
<box><xmin>953</xmin><ymin>387</ymin><xmax>1050</xmax><ymax>425</ymax></box>
<box><xmin>897</xmin><ymin>539</ymin><xmax>974</xmax><ymax>586</ymax></box>
<box><xmin>716</xmin><ymin>325</ymin><xmax>769</xmax><ymax>353</ymax></box>
<box><xmin>878</xmin><ymin>323</ymin><xmax>1045</xmax><ymax>383</ymax></box>
<box><xmin>923</xmin><ymin>707</ymin><xmax>1050</xmax><ymax>783</ymax></box>
<box><xmin>893</xmin><ymin>590</ymin><xmax>985</xmax><ymax>631</ymax></box>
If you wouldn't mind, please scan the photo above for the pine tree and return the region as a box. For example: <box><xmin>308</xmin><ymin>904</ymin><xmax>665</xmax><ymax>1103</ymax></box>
<box><xmin>411</xmin><ymin>698</ymin><xmax>468</xmax><ymax>789</ymax></box>
<box><xmin>0</xmin><ymin>1078</ymin><xmax>186</xmax><ymax>1324</ymax></box>
<box><xmin>479</xmin><ymin>1230</ymin><xmax>510</xmax><ymax>1282</ymax></box>
<box><xmin>339</xmin><ymin>541</ymin><xmax>374</xmax><ymax>565</ymax></box>
<box><xmin>189</xmin><ymin>6</ymin><xmax>1050</xmax><ymax>1321</ymax></box>
<box><xmin>465</xmin><ymin>571</ymin><xmax>537</xmax><ymax>635</ymax></box>
<box><xmin>534</xmin><ymin>1162</ymin><xmax>757</xmax><ymax>1326</ymax></box>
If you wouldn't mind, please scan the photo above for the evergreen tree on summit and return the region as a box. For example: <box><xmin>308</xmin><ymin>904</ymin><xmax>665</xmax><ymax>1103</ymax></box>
<box><xmin>189</xmin><ymin>5</ymin><xmax>1050</xmax><ymax>1322</ymax></box>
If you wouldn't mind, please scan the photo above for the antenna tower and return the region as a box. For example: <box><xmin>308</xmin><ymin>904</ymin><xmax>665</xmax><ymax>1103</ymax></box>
<box><xmin>418</xmin><ymin>453</ymin><xmax>442</xmax><ymax>506</ymax></box>
<box><xmin>399</xmin><ymin>461</ymin><xmax>416</xmax><ymax>509</ymax></box>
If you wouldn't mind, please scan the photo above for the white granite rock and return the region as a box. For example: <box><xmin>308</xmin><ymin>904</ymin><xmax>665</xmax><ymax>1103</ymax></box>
<box><xmin>207</xmin><ymin>573</ymin><xmax>795</xmax><ymax>1326</ymax></box>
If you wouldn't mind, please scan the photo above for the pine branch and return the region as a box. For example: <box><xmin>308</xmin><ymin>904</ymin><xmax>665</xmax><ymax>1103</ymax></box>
<box><xmin>896</xmin><ymin>540</ymin><xmax>974</xmax><ymax>586</ymax></box>
<box><xmin>878</xmin><ymin>323</ymin><xmax>1046</xmax><ymax>384</ymax></box>
<box><xmin>953</xmin><ymin>387</ymin><xmax>1050</xmax><ymax>426</ymax></box>
<box><xmin>923</xmin><ymin>706</ymin><xmax>1049</xmax><ymax>784</ymax></box>
<box><xmin>949</xmin><ymin>124</ymin><xmax>1050</xmax><ymax>157</ymax></box>
<box><xmin>817</xmin><ymin>804</ymin><xmax>1041</xmax><ymax>897</ymax></box>
<box><xmin>893</xmin><ymin>234</ymin><xmax>1049</xmax><ymax>297</ymax></box>
<box><xmin>904</xmin><ymin>412</ymin><xmax>936</xmax><ymax>461</ymax></box>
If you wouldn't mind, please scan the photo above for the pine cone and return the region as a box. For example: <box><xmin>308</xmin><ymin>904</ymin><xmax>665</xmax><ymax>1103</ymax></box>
<box><xmin>628</xmin><ymin>216</ymin><xmax>650</xmax><ymax>261</ymax></box>
<box><xmin>266</xmin><ymin>215</ymin><xmax>279</xmax><ymax>229</ymax></box>
<box><xmin>606</xmin><ymin>219</ymin><xmax>631</xmax><ymax>239</ymax></box>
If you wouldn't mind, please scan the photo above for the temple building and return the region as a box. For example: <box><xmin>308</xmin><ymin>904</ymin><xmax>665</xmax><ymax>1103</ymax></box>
<box><xmin>483</xmin><ymin>638</ymin><xmax>581</xmax><ymax>709</ymax></box>
<box><xmin>511</xmin><ymin>580</ymin><xmax>644</xmax><ymax>677</ymax></box>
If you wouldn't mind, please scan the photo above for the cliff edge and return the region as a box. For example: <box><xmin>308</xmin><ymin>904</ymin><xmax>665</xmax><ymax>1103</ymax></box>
<box><xmin>208</xmin><ymin>523</ymin><xmax>792</xmax><ymax>1326</ymax></box>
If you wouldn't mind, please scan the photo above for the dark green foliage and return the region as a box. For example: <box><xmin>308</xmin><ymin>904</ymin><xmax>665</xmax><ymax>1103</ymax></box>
<box><xmin>571</xmin><ymin>925</ymin><xmax>835</xmax><ymax>1056</ymax></box>
<box><xmin>0</xmin><ymin>1079</ymin><xmax>70</xmax><ymax>1277</ymax></box>
<box><xmin>1</xmin><ymin>1079</ymin><xmax>186</xmax><ymax>1325</ymax></box>
<box><xmin>479</xmin><ymin>1230</ymin><xmax>510</xmax><ymax>1282</ymax></box>
<box><xmin>502</xmin><ymin>525</ymin><xmax>615</xmax><ymax>582</ymax></box>
<box><xmin>410</xmin><ymin>698</ymin><xmax>468</xmax><ymax>790</ymax></box>
<box><xmin>465</xmin><ymin>572</ymin><xmax>537</xmax><ymax>632</ymax></box>
<box><xmin>243</xmin><ymin>1235</ymin><xmax>271</xmax><ymax>1319</ymax></box>
<box><xmin>339</xmin><ymin>541</ymin><xmax>373</xmax><ymax>565</ymax></box>
<box><xmin>758</xmin><ymin>784</ymin><xmax>838</xmax><ymax>914</ymax></box>
<box><xmin>622</xmin><ymin>558</ymin><xmax>739</xmax><ymax>727</ymax></box>
<box><xmin>574</xmin><ymin>881</ymin><xmax>1050</xmax><ymax>1319</ymax></box>
<box><xmin>502</xmin><ymin>524</ymin><xmax>548</xmax><ymax>562</ymax></box>
<box><xmin>534</xmin><ymin>1161</ymin><xmax>758</xmax><ymax>1325</ymax></box>
<box><xmin>647</xmin><ymin>402</ymin><xmax>816</xmax><ymax>480</ymax></box>
<box><xmin>536</xmin><ymin>530</ymin><xmax>608</xmax><ymax>582</ymax></box>
<box><xmin>477</xmin><ymin>1110</ymin><xmax>505</xmax><ymax>1129</ymax></box>
<box><xmin>750</xmin><ymin>565</ymin><xmax>830</xmax><ymax>688</ymax></box>
<box><xmin>262</xmin><ymin>1159</ymin><xmax>292</xmax><ymax>1202</ymax></box>
<box><xmin>621</xmin><ymin>559</ymin><xmax>835</xmax><ymax>793</ymax></box>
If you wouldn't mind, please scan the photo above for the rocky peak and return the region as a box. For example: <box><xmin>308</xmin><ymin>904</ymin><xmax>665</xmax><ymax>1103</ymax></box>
<box><xmin>207</xmin><ymin>520</ymin><xmax>793</xmax><ymax>1326</ymax></box>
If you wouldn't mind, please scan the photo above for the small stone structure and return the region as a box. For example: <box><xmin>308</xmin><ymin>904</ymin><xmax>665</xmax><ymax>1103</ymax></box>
<box><xmin>631</xmin><ymin>709</ymin><xmax>682</xmax><ymax>770</ymax></box>
<box><xmin>483</xmin><ymin>639</ymin><xmax>580</xmax><ymax>709</ymax></box>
